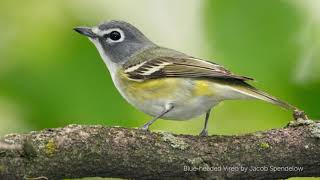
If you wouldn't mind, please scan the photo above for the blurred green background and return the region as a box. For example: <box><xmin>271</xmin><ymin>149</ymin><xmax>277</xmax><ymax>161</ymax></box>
<box><xmin>0</xmin><ymin>0</ymin><xmax>319</xmax><ymax>179</ymax></box>
<box><xmin>2</xmin><ymin>0</ymin><xmax>319</xmax><ymax>134</ymax></box>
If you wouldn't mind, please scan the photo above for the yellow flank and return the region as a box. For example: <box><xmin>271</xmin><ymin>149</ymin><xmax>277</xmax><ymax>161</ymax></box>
<box><xmin>118</xmin><ymin>72</ymin><xmax>180</xmax><ymax>102</ymax></box>
<box><xmin>117</xmin><ymin>71</ymin><xmax>215</xmax><ymax>103</ymax></box>
<box><xmin>193</xmin><ymin>80</ymin><xmax>214</xmax><ymax>96</ymax></box>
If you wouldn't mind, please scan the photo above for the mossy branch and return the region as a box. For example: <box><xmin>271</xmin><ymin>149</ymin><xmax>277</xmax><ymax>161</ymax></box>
<box><xmin>0</xmin><ymin>119</ymin><xmax>319</xmax><ymax>180</ymax></box>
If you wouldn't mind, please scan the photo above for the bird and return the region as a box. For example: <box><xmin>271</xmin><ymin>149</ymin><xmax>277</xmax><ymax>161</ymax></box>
<box><xmin>74</xmin><ymin>20</ymin><xmax>297</xmax><ymax>136</ymax></box>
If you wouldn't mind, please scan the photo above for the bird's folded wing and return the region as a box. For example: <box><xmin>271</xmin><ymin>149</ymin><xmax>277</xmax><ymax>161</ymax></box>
<box><xmin>123</xmin><ymin>56</ymin><xmax>254</xmax><ymax>81</ymax></box>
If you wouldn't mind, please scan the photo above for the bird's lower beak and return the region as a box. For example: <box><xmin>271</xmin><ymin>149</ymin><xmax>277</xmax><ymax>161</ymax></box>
<box><xmin>74</xmin><ymin>27</ymin><xmax>97</xmax><ymax>38</ymax></box>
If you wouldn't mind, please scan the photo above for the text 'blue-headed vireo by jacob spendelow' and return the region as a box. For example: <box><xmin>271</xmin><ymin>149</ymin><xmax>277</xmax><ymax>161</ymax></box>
<box><xmin>74</xmin><ymin>20</ymin><xmax>301</xmax><ymax>136</ymax></box>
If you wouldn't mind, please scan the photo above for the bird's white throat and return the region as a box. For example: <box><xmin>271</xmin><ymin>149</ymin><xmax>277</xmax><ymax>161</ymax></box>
<box><xmin>89</xmin><ymin>38</ymin><xmax>120</xmax><ymax>78</ymax></box>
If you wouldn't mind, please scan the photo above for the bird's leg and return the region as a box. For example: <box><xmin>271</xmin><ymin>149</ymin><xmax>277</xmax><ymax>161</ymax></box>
<box><xmin>140</xmin><ymin>103</ymin><xmax>174</xmax><ymax>130</ymax></box>
<box><xmin>199</xmin><ymin>109</ymin><xmax>212</xmax><ymax>136</ymax></box>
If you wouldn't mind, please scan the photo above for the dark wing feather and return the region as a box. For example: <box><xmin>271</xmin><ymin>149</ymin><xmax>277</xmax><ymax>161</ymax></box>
<box><xmin>123</xmin><ymin>56</ymin><xmax>254</xmax><ymax>81</ymax></box>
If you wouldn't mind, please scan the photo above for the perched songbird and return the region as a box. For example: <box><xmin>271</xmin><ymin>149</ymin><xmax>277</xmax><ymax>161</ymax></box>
<box><xmin>74</xmin><ymin>20</ymin><xmax>297</xmax><ymax>136</ymax></box>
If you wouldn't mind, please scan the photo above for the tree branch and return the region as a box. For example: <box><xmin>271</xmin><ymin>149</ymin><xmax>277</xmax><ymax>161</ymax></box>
<box><xmin>0</xmin><ymin>119</ymin><xmax>319</xmax><ymax>180</ymax></box>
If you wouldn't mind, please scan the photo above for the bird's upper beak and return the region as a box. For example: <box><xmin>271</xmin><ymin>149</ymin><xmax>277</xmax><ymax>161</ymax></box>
<box><xmin>74</xmin><ymin>27</ymin><xmax>97</xmax><ymax>38</ymax></box>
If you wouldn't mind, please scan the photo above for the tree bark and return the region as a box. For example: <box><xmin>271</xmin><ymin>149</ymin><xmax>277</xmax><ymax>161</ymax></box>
<box><xmin>0</xmin><ymin>119</ymin><xmax>319</xmax><ymax>180</ymax></box>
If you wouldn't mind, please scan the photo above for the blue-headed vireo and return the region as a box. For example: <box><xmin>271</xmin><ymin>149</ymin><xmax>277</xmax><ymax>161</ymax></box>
<box><xmin>74</xmin><ymin>20</ymin><xmax>297</xmax><ymax>136</ymax></box>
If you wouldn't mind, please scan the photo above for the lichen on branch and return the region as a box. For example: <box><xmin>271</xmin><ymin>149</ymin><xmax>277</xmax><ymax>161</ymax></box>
<box><xmin>0</xmin><ymin>120</ymin><xmax>319</xmax><ymax>180</ymax></box>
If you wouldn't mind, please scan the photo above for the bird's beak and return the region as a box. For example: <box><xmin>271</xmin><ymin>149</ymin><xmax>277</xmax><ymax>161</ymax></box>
<box><xmin>74</xmin><ymin>27</ymin><xmax>97</xmax><ymax>38</ymax></box>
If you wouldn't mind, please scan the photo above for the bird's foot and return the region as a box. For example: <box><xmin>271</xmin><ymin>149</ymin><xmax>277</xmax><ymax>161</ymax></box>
<box><xmin>139</xmin><ymin>124</ymin><xmax>150</xmax><ymax>131</ymax></box>
<box><xmin>199</xmin><ymin>129</ymin><xmax>208</xmax><ymax>136</ymax></box>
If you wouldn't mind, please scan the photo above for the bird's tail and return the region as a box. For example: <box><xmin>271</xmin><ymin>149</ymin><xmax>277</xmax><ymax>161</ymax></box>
<box><xmin>247</xmin><ymin>87</ymin><xmax>296</xmax><ymax>110</ymax></box>
<box><xmin>237</xmin><ymin>83</ymin><xmax>297</xmax><ymax>110</ymax></box>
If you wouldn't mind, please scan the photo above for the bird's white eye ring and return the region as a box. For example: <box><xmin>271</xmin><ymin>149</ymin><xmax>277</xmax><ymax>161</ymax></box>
<box><xmin>102</xmin><ymin>28</ymin><xmax>125</xmax><ymax>43</ymax></box>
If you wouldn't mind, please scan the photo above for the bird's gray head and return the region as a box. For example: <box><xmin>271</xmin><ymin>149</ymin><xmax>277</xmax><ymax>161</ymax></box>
<box><xmin>74</xmin><ymin>20</ymin><xmax>155</xmax><ymax>64</ymax></box>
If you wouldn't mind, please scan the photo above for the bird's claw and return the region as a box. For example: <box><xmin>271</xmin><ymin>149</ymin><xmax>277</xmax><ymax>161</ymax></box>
<box><xmin>199</xmin><ymin>129</ymin><xmax>208</xmax><ymax>136</ymax></box>
<box><xmin>139</xmin><ymin>124</ymin><xmax>149</xmax><ymax>131</ymax></box>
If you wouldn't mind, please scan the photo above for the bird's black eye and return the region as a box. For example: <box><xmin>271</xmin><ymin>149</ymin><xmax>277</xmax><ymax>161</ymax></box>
<box><xmin>109</xmin><ymin>31</ymin><xmax>121</xmax><ymax>41</ymax></box>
